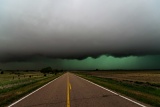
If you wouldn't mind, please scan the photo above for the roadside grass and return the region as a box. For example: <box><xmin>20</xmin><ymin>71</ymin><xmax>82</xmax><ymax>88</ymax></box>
<box><xmin>0</xmin><ymin>76</ymin><xmax>46</xmax><ymax>94</ymax></box>
<box><xmin>86</xmin><ymin>71</ymin><xmax>160</xmax><ymax>84</ymax></box>
<box><xmin>75</xmin><ymin>72</ymin><xmax>160</xmax><ymax>107</ymax></box>
<box><xmin>0</xmin><ymin>72</ymin><xmax>64</xmax><ymax>107</ymax></box>
<box><xmin>0</xmin><ymin>71</ymin><xmax>42</xmax><ymax>89</ymax></box>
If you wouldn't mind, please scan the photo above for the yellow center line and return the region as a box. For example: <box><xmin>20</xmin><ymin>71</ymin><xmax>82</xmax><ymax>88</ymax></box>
<box><xmin>67</xmin><ymin>73</ymin><xmax>71</xmax><ymax>107</ymax></box>
<box><xmin>69</xmin><ymin>83</ymin><xmax>72</xmax><ymax>90</ymax></box>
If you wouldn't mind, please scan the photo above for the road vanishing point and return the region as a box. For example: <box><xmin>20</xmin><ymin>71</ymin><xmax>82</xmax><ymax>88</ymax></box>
<box><xmin>9</xmin><ymin>72</ymin><xmax>148</xmax><ymax>107</ymax></box>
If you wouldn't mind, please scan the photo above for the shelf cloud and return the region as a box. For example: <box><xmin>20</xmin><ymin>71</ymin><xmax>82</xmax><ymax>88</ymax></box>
<box><xmin>0</xmin><ymin>0</ymin><xmax>160</xmax><ymax>62</ymax></box>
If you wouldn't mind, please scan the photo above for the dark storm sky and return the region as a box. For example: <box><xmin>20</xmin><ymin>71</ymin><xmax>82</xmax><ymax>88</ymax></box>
<box><xmin>0</xmin><ymin>0</ymin><xmax>160</xmax><ymax>69</ymax></box>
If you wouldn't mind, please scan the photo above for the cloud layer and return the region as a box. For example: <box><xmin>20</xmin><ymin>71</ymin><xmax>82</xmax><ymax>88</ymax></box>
<box><xmin>0</xmin><ymin>0</ymin><xmax>160</xmax><ymax>62</ymax></box>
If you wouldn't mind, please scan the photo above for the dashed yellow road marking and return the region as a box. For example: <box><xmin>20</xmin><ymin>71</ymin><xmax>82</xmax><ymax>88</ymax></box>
<box><xmin>67</xmin><ymin>73</ymin><xmax>71</xmax><ymax>107</ymax></box>
<box><xmin>69</xmin><ymin>83</ymin><xmax>72</xmax><ymax>90</ymax></box>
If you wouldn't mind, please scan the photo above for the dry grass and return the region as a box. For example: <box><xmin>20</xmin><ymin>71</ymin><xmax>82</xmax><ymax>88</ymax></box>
<box><xmin>0</xmin><ymin>71</ymin><xmax>42</xmax><ymax>81</ymax></box>
<box><xmin>87</xmin><ymin>71</ymin><xmax>160</xmax><ymax>83</ymax></box>
<box><xmin>0</xmin><ymin>71</ymin><xmax>44</xmax><ymax>90</ymax></box>
<box><xmin>76</xmin><ymin>71</ymin><xmax>160</xmax><ymax>107</ymax></box>
<box><xmin>0</xmin><ymin>71</ymin><xmax>63</xmax><ymax>106</ymax></box>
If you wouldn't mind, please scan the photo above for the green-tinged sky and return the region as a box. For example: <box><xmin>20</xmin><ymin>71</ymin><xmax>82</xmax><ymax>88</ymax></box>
<box><xmin>1</xmin><ymin>55</ymin><xmax>160</xmax><ymax>70</ymax></box>
<box><xmin>0</xmin><ymin>0</ymin><xmax>160</xmax><ymax>70</ymax></box>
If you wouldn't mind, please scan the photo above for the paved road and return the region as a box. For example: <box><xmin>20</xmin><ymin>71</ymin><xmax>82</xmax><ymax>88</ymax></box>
<box><xmin>9</xmin><ymin>73</ymin><xmax>147</xmax><ymax>107</ymax></box>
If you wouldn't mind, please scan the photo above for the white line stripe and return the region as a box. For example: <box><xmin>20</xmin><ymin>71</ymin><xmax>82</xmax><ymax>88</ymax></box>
<box><xmin>76</xmin><ymin>75</ymin><xmax>146</xmax><ymax>107</ymax></box>
<box><xmin>8</xmin><ymin>74</ymin><xmax>64</xmax><ymax>107</ymax></box>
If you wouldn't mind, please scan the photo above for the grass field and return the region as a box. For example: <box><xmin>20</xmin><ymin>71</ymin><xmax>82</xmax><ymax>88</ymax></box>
<box><xmin>75</xmin><ymin>71</ymin><xmax>160</xmax><ymax>107</ymax></box>
<box><xmin>87</xmin><ymin>71</ymin><xmax>160</xmax><ymax>83</ymax></box>
<box><xmin>0</xmin><ymin>71</ymin><xmax>63</xmax><ymax>107</ymax></box>
<box><xmin>0</xmin><ymin>71</ymin><xmax>42</xmax><ymax>89</ymax></box>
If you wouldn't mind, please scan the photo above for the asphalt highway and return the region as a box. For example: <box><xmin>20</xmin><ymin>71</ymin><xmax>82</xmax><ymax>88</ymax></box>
<box><xmin>9</xmin><ymin>72</ymin><xmax>147</xmax><ymax>107</ymax></box>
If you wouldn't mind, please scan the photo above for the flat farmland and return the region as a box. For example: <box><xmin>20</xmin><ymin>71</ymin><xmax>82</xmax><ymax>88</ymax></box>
<box><xmin>0</xmin><ymin>71</ymin><xmax>62</xmax><ymax>106</ymax></box>
<box><xmin>0</xmin><ymin>71</ymin><xmax>48</xmax><ymax>91</ymax></box>
<box><xmin>76</xmin><ymin>71</ymin><xmax>160</xmax><ymax>106</ymax></box>
<box><xmin>86</xmin><ymin>71</ymin><xmax>160</xmax><ymax>84</ymax></box>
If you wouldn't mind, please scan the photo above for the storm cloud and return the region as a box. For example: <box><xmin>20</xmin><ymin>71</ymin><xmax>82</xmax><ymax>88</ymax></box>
<box><xmin>0</xmin><ymin>0</ymin><xmax>160</xmax><ymax>62</ymax></box>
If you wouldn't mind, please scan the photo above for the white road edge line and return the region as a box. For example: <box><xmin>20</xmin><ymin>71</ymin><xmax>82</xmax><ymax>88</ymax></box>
<box><xmin>76</xmin><ymin>75</ymin><xmax>146</xmax><ymax>107</ymax></box>
<box><xmin>8</xmin><ymin>74</ymin><xmax>64</xmax><ymax>107</ymax></box>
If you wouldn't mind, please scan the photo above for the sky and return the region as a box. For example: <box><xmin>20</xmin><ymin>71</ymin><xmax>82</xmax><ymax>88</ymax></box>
<box><xmin>0</xmin><ymin>0</ymin><xmax>160</xmax><ymax>70</ymax></box>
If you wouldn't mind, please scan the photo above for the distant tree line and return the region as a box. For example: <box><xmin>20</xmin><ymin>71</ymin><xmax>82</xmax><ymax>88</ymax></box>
<box><xmin>40</xmin><ymin>67</ymin><xmax>64</xmax><ymax>76</ymax></box>
<box><xmin>0</xmin><ymin>69</ymin><xmax>4</xmax><ymax>74</ymax></box>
